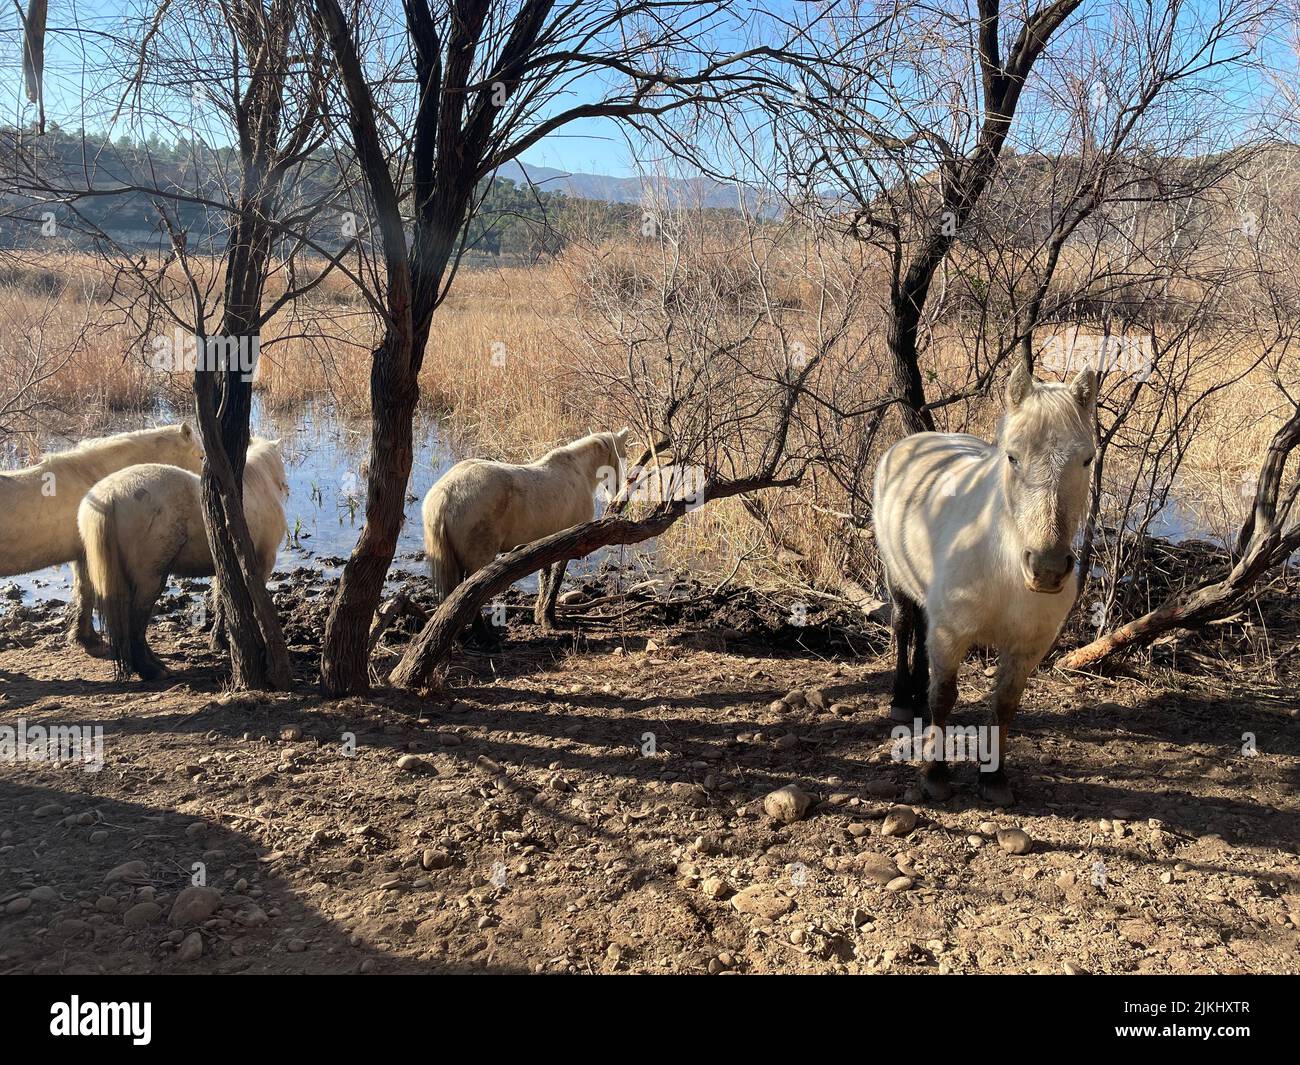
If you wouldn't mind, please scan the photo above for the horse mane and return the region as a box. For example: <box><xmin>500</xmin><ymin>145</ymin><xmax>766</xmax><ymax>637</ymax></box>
<box><xmin>546</xmin><ymin>432</ymin><xmax>613</xmax><ymax>470</ymax></box>
<box><xmin>33</xmin><ymin>424</ymin><xmax>187</xmax><ymax>473</ymax></box>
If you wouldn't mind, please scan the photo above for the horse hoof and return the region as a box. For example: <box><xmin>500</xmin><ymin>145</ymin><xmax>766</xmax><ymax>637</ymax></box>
<box><xmin>978</xmin><ymin>779</ymin><xmax>1016</xmax><ymax>807</ymax></box>
<box><xmin>920</xmin><ymin>776</ymin><xmax>953</xmax><ymax>802</ymax></box>
<box><xmin>888</xmin><ymin>703</ymin><xmax>916</xmax><ymax>723</ymax></box>
<box><xmin>919</xmin><ymin>764</ymin><xmax>953</xmax><ymax>802</ymax></box>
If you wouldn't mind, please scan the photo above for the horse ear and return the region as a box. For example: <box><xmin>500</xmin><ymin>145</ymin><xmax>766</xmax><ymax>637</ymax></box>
<box><xmin>1069</xmin><ymin>368</ymin><xmax>1098</xmax><ymax>411</ymax></box>
<box><xmin>181</xmin><ymin>422</ymin><xmax>193</xmax><ymax>438</ymax></box>
<box><xmin>1007</xmin><ymin>358</ymin><xmax>1035</xmax><ymax>408</ymax></box>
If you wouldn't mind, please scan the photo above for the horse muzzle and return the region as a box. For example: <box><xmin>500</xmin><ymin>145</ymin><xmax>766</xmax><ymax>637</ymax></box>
<box><xmin>1022</xmin><ymin>549</ymin><xmax>1074</xmax><ymax>594</ymax></box>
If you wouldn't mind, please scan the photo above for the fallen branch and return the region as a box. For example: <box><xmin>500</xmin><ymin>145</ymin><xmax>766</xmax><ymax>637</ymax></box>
<box><xmin>1060</xmin><ymin>403</ymin><xmax>1300</xmax><ymax>671</ymax></box>
<box><xmin>388</xmin><ymin>474</ymin><xmax>798</xmax><ymax>689</ymax></box>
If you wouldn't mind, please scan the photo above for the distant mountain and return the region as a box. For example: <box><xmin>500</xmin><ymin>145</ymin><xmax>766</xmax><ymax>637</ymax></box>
<box><xmin>496</xmin><ymin>160</ymin><xmax>762</xmax><ymax>212</ymax></box>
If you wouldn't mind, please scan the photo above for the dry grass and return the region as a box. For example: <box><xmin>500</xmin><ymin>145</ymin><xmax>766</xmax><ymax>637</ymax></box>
<box><xmin>1</xmin><ymin>244</ymin><xmax>1293</xmax><ymax>587</ymax></box>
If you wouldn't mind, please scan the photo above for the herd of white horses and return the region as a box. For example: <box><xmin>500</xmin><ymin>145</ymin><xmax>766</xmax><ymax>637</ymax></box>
<box><xmin>0</xmin><ymin>365</ymin><xmax>1098</xmax><ymax>805</ymax></box>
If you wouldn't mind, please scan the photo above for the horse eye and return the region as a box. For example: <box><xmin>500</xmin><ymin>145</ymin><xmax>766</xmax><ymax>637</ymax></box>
<box><xmin>1007</xmin><ymin>454</ymin><xmax>1019</xmax><ymax>467</ymax></box>
<box><xmin>1083</xmin><ymin>455</ymin><xmax>1094</xmax><ymax>467</ymax></box>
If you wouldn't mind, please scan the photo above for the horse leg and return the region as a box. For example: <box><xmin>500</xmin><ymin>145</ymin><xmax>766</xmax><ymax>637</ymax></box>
<box><xmin>208</xmin><ymin>579</ymin><xmax>228</xmax><ymax>653</ymax></box>
<box><xmin>918</xmin><ymin>630</ymin><xmax>963</xmax><ymax>803</ymax></box>
<box><xmin>909</xmin><ymin>604</ymin><xmax>929</xmax><ymax>712</ymax></box>
<box><xmin>534</xmin><ymin>564</ymin><xmax>551</xmax><ymax>627</ymax></box>
<box><xmin>888</xmin><ymin>586</ymin><xmax>918</xmax><ymax>723</ymax></box>
<box><xmin>980</xmin><ymin>652</ymin><xmax>1035</xmax><ymax>807</ymax></box>
<box><xmin>536</xmin><ymin>560</ymin><xmax>566</xmax><ymax>629</ymax></box>
<box><xmin>127</xmin><ymin>578</ymin><xmax>168</xmax><ymax>681</ymax></box>
<box><xmin>67</xmin><ymin>556</ymin><xmax>103</xmax><ymax>653</ymax></box>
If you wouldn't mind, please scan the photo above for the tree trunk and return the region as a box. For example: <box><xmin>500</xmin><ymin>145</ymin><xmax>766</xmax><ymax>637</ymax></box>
<box><xmin>886</xmin><ymin>263</ymin><xmax>940</xmax><ymax>435</ymax></box>
<box><xmin>193</xmin><ymin>364</ymin><xmax>291</xmax><ymax>690</ymax></box>
<box><xmin>320</xmin><ymin>332</ymin><xmax>419</xmax><ymax>695</ymax></box>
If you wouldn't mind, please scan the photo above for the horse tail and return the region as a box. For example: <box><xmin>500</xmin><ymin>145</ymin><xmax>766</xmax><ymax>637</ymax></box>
<box><xmin>423</xmin><ymin>492</ymin><xmax>461</xmax><ymax>602</ymax></box>
<box><xmin>78</xmin><ymin>493</ymin><xmax>132</xmax><ymax>674</ymax></box>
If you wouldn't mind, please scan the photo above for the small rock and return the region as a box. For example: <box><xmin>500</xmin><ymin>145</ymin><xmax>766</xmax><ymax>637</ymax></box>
<box><xmin>731</xmin><ymin>886</ymin><xmax>793</xmax><ymax>920</ymax></box>
<box><xmin>859</xmin><ymin>853</ymin><xmax>900</xmax><ymax>886</ymax></box>
<box><xmin>396</xmin><ymin>753</ymin><xmax>432</xmax><ymax>773</ymax></box>
<box><xmin>279</xmin><ymin>725</ymin><xmax>302</xmax><ymax>741</ymax></box>
<box><xmin>122</xmin><ymin>901</ymin><xmax>162</xmax><ymax>929</ymax></box>
<box><xmin>700</xmin><ymin>877</ymin><xmax>732</xmax><ymax>901</ymax></box>
<box><xmin>763</xmin><ymin>784</ymin><xmax>813</xmax><ymax>824</ymax></box>
<box><xmin>5</xmin><ymin>897</ymin><xmax>32</xmax><ymax>915</ymax></box>
<box><xmin>996</xmin><ymin>828</ymin><xmax>1033</xmax><ymax>855</ymax></box>
<box><xmin>104</xmin><ymin>860</ymin><xmax>150</xmax><ymax>885</ymax></box>
<box><xmin>885</xmin><ymin>876</ymin><xmax>915</xmax><ymax>892</ymax></box>
<box><xmin>421</xmin><ymin>848</ymin><xmax>452</xmax><ymax>871</ymax></box>
<box><xmin>177</xmin><ymin>931</ymin><xmax>204</xmax><ymax>962</ymax></box>
<box><xmin>169</xmin><ymin>885</ymin><xmax>223</xmax><ymax>927</ymax></box>
<box><xmin>881</xmin><ymin>806</ymin><xmax>918</xmax><ymax>837</ymax></box>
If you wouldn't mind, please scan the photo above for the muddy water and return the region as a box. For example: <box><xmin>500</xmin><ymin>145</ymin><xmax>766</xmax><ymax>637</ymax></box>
<box><xmin>1</xmin><ymin>401</ymin><xmax>638</xmax><ymax>606</ymax></box>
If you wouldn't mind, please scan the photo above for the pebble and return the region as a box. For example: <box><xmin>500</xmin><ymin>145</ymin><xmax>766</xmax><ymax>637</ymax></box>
<box><xmin>475</xmin><ymin>755</ymin><xmax>504</xmax><ymax>776</ymax></box>
<box><xmin>772</xmin><ymin>733</ymin><xmax>800</xmax><ymax>751</ymax></box>
<box><xmin>177</xmin><ymin>931</ymin><xmax>204</xmax><ymax>962</ymax></box>
<box><xmin>859</xmin><ymin>853</ymin><xmax>900</xmax><ymax>886</ymax></box>
<box><xmin>421</xmin><ymin>848</ymin><xmax>452</xmax><ymax>871</ymax></box>
<box><xmin>865</xmin><ymin>780</ymin><xmax>898</xmax><ymax>799</ymax></box>
<box><xmin>763</xmin><ymin>784</ymin><xmax>813</xmax><ymax>824</ymax></box>
<box><xmin>279</xmin><ymin>725</ymin><xmax>302</xmax><ymax>741</ymax></box>
<box><xmin>730</xmin><ymin>886</ymin><xmax>794</xmax><ymax>920</ymax></box>
<box><xmin>104</xmin><ymin>860</ymin><xmax>151</xmax><ymax>885</ymax></box>
<box><xmin>978</xmin><ymin>821</ymin><xmax>999</xmax><ymax>834</ymax></box>
<box><xmin>122</xmin><ymin>901</ymin><xmax>162</xmax><ymax>928</ymax></box>
<box><xmin>396</xmin><ymin>754</ymin><xmax>433</xmax><ymax>773</ymax></box>
<box><xmin>881</xmin><ymin>807</ymin><xmax>918</xmax><ymax>837</ymax></box>
<box><xmin>996</xmin><ymin>828</ymin><xmax>1033</xmax><ymax>855</ymax></box>
<box><xmin>967</xmin><ymin>834</ymin><xmax>984</xmax><ymax>848</ymax></box>
<box><xmin>885</xmin><ymin>876</ymin><xmax>915</xmax><ymax>892</ymax></box>
<box><xmin>286</xmin><ymin>938</ymin><xmax>307</xmax><ymax>953</ymax></box>
<box><xmin>169</xmin><ymin>885</ymin><xmax>223</xmax><ymax>927</ymax></box>
<box><xmin>700</xmin><ymin>877</ymin><xmax>731</xmax><ymax>901</ymax></box>
<box><xmin>5</xmin><ymin>897</ymin><xmax>32</xmax><ymax>915</ymax></box>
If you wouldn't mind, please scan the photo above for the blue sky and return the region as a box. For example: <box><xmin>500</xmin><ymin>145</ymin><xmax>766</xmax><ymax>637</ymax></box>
<box><xmin>1</xmin><ymin>1</ymin><xmax>1287</xmax><ymax>178</ymax></box>
<box><xmin>0</xmin><ymin>0</ymin><xmax>655</xmax><ymax>176</ymax></box>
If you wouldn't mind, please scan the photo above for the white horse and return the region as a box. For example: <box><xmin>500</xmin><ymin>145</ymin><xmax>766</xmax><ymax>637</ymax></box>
<box><xmin>77</xmin><ymin>437</ymin><xmax>288</xmax><ymax>680</ymax></box>
<box><xmin>0</xmin><ymin>423</ymin><xmax>203</xmax><ymax>647</ymax></box>
<box><xmin>873</xmin><ymin>362</ymin><xmax>1097</xmax><ymax>805</ymax></box>
<box><xmin>422</xmin><ymin>429</ymin><xmax>630</xmax><ymax>635</ymax></box>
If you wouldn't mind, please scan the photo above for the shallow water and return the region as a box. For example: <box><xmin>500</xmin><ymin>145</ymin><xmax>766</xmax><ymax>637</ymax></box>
<box><xmin>1</xmin><ymin>401</ymin><xmax>638</xmax><ymax>606</ymax></box>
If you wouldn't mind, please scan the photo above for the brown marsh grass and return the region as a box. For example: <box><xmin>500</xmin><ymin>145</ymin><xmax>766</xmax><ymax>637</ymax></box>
<box><xmin>0</xmin><ymin>245</ymin><xmax>1291</xmax><ymax>586</ymax></box>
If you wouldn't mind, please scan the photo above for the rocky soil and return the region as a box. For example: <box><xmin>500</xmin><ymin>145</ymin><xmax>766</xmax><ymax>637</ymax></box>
<box><xmin>0</xmin><ymin>569</ymin><xmax>1297</xmax><ymax>974</ymax></box>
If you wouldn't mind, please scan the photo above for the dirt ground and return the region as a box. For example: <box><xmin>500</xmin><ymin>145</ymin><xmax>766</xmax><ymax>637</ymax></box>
<box><xmin>1</xmin><ymin>569</ymin><xmax>1297</xmax><ymax>975</ymax></box>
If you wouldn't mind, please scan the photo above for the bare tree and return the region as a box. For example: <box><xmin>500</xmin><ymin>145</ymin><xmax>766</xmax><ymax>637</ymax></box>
<box><xmin>310</xmin><ymin>0</ymin><xmax>796</xmax><ymax>694</ymax></box>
